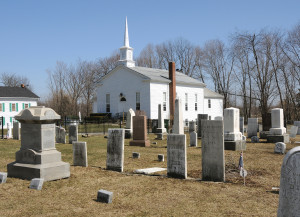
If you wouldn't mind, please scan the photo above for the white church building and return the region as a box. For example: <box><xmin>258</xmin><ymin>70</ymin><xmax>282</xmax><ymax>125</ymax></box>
<box><xmin>95</xmin><ymin>18</ymin><xmax>223</xmax><ymax>124</ymax></box>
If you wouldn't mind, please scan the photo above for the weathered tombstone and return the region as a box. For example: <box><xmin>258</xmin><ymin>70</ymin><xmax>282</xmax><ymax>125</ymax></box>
<box><xmin>97</xmin><ymin>189</ymin><xmax>113</xmax><ymax>203</ymax></box>
<box><xmin>294</xmin><ymin>121</ymin><xmax>300</xmax><ymax>135</ymax></box>
<box><xmin>0</xmin><ymin>172</ymin><xmax>7</xmax><ymax>184</ymax></box>
<box><xmin>73</xmin><ymin>141</ymin><xmax>88</xmax><ymax>167</ymax></box>
<box><xmin>7</xmin><ymin>106</ymin><xmax>70</xmax><ymax>181</ymax></box>
<box><xmin>189</xmin><ymin>131</ymin><xmax>197</xmax><ymax>147</ymax></box>
<box><xmin>277</xmin><ymin>146</ymin><xmax>300</xmax><ymax>216</ymax></box>
<box><xmin>263</xmin><ymin>112</ymin><xmax>272</xmax><ymax>131</ymax></box>
<box><xmin>106</xmin><ymin>129</ymin><xmax>124</xmax><ymax>172</ymax></box>
<box><xmin>57</xmin><ymin>127</ymin><xmax>66</xmax><ymax>144</ymax></box>
<box><xmin>189</xmin><ymin>121</ymin><xmax>196</xmax><ymax>133</ymax></box>
<box><xmin>157</xmin><ymin>104</ymin><xmax>166</xmax><ymax>133</ymax></box>
<box><xmin>129</xmin><ymin>116</ymin><xmax>150</xmax><ymax>147</ymax></box>
<box><xmin>13</xmin><ymin>122</ymin><xmax>20</xmax><ymax>140</ymax></box>
<box><xmin>251</xmin><ymin>136</ymin><xmax>260</xmax><ymax>143</ymax></box>
<box><xmin>158</xmin><ymin>154</ymin><xmax>164</xmax><ymax>162</ymax></box>
<box><xmin>132</xmin><ymin>152</ymin><xmax>140</xmax><ymax>159</ymax></box>
<box><xmin>274</xmin><ymin>142</ymin><xmax>286</xmax><ymax>154</ymax></box>
<box><xmin>224</xmin><ymin>108</ymin><xmax>245</xmax><ymax>151</ymax></box>
<box><xmin>173</xmin><ymin>99</ymin><xmax>183</xmax><ymax>134</ymax></box>
<box><xmin>267</xmin><ymin>108</ymin><xmax>289</xmax><ymax>143</ymax></box>
<box><xmin>290</xmin><ymin>126</ymin><xmax>298</xmax><ymax>138</ymax></box>
<box><xmin>247</xmin><ymin>118</ymin><xmax>258</xmax><ymax>138</ymax></box>
<box><xmin>125</xmin><ymin>108</ymin><xmax>135</xmax><ymax>139</ymax></box>
<box><xmin>69</xmin><ymin>124</ymin><xmax>78</xmax><ymax>144</ymax></box>
<box><xmin>201</xmin><ymin>120</ymin><xmax>225</xmax><ymax>182</ymax></box>
<box><xmin>167</xmin><ymin>134</ymin><xmax>187</xmax><ymax>179</ymax></box>
<box><xmin>6</xmin><ymin>122</ymin><xmax>12</xmax><ymax>139</ymax></box>
<box><xmin>240</xmin><ymin>117</ymin><xmax>244</xmax><ymax>135</ymax></box>
<box><xmin>197</xmin><ymin>114</ymin><xmax>208</xmax><ymax>138</ymax></box>
<box><xmin>29</xmin><ymin>178</ymin><xmax>44</xmax><ymax>190</ymax></box>
<box><xmin>155</xmin><ymin>133</ymin><xmax>163</xmax><ymax>140</ymax></box>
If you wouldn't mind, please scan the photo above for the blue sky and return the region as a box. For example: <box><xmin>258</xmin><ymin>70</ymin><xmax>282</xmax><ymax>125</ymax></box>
<box><xmin>0</xmin><ymin>0</ymin><xmax>299</xmax><ymax>99</ymax></box>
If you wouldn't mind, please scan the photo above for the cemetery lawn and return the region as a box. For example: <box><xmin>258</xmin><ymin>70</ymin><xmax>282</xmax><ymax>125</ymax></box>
<box><xmin>1</xmin><ymin>133</ymin><xmax>299</xmax><ymax>217</ymax></box>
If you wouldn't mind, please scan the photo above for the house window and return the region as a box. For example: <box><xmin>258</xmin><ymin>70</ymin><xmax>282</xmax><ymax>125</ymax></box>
<box><xmin>0</xmin><ymin>103</ymin><xmax>2</xmax><ymax>112</ymax></box>
<box><xmin>11</xmin><ymin>103</ymin><xmax>16</xmax><ymax>112</ymax></box>
<box><xmin>136</xmin><ymin>92</ymin><xmax>140</xmax><ymax>110</ymax></box>
<box><xmin>25</xmin><ymin>104</ymin><xmax>29</xmax><ymax>109</ymax></box>
<box><xmin>208</xmin><ymin>99</ymin><xmax>211</xmax><ymax>109</ymax></box>
<box><xmin>106</xmin><ymin>94</ymin><xmax>110</xmax><ymax>113</ymax></box>
<box><xmin>185</xmin><ymin>93</ymin><xmax>188</xmax><ymax>111</ymax></box>
<box><xmin>163</xmin><ymin>92</ymin><xmax>166</xmax><ymax>111</ymax></box>
<box><xmin>195</xmin><ymin>94</ymin><xmax>198</xmax><ymax>111</ymax></box>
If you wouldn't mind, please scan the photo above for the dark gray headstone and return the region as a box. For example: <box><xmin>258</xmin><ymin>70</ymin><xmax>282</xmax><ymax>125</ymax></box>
<box><xmin>278</xmin><ymin>147</ymin><xmax>300</xmax><ymax>216</ymax></box>
<box><xmin>132</xmin><ymin>152</ymin><xmax>140</xmax><ymax>159</ymax></box>
<box><xmin>201</xmin><ymin>120</ymin><xmax>225</xmax><ymax>182</ymax></box>
<box><xmin>13</xmin><ymin>122</ymin><xmax>20</xmax><ymax>140</ymax></box>
<box><xmin>240</xmin><ymin>117</ymin><xmax>244</xmax><ymax>134</ymax></box>
<box><xmin>106</xmin><ymin>129</ymin><xmax>124</xmax><ymax>172</ymax></box>
<box><xmin>73</xmin><ymin>141</ymin><xmax>88</xmax><ymax>167</ymax></box>
<box><xmin>29</xmin><ymin>178</ymin><xmax>44</xmax><ymax>190</ymax></box>
<box><xmin>69</xmin><ymin>124</ymin><xmax>78</xmax><ymax>144</ymax></box>
<box><xmin>197</xmin><ymin>114</ymin><xmax>208</xmax><ymax>137</ymax></box>
<box><xmin>189</xmin><ymin>131</ymin><xmax>197</xmax><ymax>147</ymax></box>
<box><xmin>251</xmin><ymin>136</ymin><xmax>260</xmax><ymax>143</ymax></box>
<box><xmin>158</xmin><ymin>154</ymin><xmax>164</xmax><ymax>162</ymax></box>
<box><xmin>167</xmin><ymin>134</ymin><xmax>187</xmax><ymax>179</ymax></box>
<box><xmin>97</xmin><ymin>189</ymin><xmax>113</xmax><ymax>203</ymax></box>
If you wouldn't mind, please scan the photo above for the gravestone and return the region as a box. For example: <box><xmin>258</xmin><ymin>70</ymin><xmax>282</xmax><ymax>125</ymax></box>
<box><xmin>6</xmin><ymin>122</ymin><xmax>12</xmax><ymax>139</ymax></box>
<box><xmin>224</xmin><ymin>108</ymin><xmax>245</xmax><ymax>151</ymax></box>
<box><xmin>57</xmin><ymin>127</ymin><xmax>66</xmax><ymax>144</ymax></box>
<box><xmin>274</xmin><ymin>142</ymin><xmax>286</xmax><ymax>154</ymax></box>
<box><xmin>294</xmin><ymin>121</ymin><xmax>300</xmax><ymax>135</ymax></box>
<box><xmin>173</xmin><ymin>99</ymin><xmax>183</xmax><ymax>134</ymax></box>
<box><xmin>157</xmin><ymin>104</ymin><xmax>166</xmax><ymax>133</ymax></box>
<box><xmin>29</xmin><ymin>178</ymin><xmax>44</xmax><ymax>190</ymax></box>
<box><xmin>0</xmin><ymin>172</ymin><xmax>7</xmax><ymax>184</ymax></box>
<box><xmin>251</xmin><ymin>136</ymin><xmax>260</xmax><ymax>143</ymax></box>
<box><xmin>135</xmin><ymin>167</ymin><xmax>166</xmax><ymax>174</ymax></box>
<box><xmin>158</xmin><ymin>154</ymin><xmax>164</xmax><ymax>162</ymax></box>
<box><xmin>290</xmin><ymin>126</ymin><xmax>298</xmax><ymax>138</ymax></box>
<box><xmin>277</xmin><ymin>146</ymin><xmax>300</xmax><ymax>216</ymax></box>
<box><xmin>247</xmin><ymin>118</ymin><xmax>258</xmax><ymax>138</ymax></box>
<box><xmin>106</xmin><ymin>129</ymin><xmax>124</xmax><ymax>172</ymax></box>
<box><xmin>263</xmin><ymin>112</ymin><xmax>272</xmax><ymax>131</ymax></box>
<box><xmin>125</xmin><ymin>108</ymin><xmax>135</xmax><ymax>139</ymax></box>
<box><xmin>214</xmin><ymin>116</ymin><xmax>223</xmax><ymax>120</ymax></box>
<box><xmin>240</xmin><ymin>117</ymin><xmax>244</xmax><ymax>134</ymax></box>
<box><xmin>197</xmin><ymin>114</ymin><xmax>208</xmax><ymax>138</ymax></box>
<box><xmin>129</xmin><ymin>116</ymin><xmax>150</xmax><ymax>147</ymax></box>
<box><xmin>167</xmin><ymin>134</ymin><xmax>187</xmax><ymax>179</ymax></box>
<box><xmin>69</xmin><ymin>124</ymin><xmax>78</xmax><ymax>144</ymax></box>
<box><xmin>132</xmin><ymin>152</ymin><xmax>140</xmax><ymax>159</ymax></box>
<box><xmin>155</xmin><ymin>133</ymin><xmax>163</xmax><ymax>140</ymax></box>
<box><xmin>13</xmin><ymin>122</ymin><xmax>20</xmax><ymax>140</ymax></box>
<box><xmin>189</xmin><ymin>131</ymin><xmax>197</xmax><ymax>147</ymax></box>
<box><xmin>97</xmin><ymin>189</ymin><xmax>113</xmax><ymax>203</ymax></box>
<box><xmin>189</xmin><ymin>121</ymin><xmax>196</xmax><ymax>133</ymax></box>
<box><xmin>201</xmin><ymin>120</ymin><xmax>225</xmax><ymax>182</ymax></box>
<box><xmin>267</xmin><ymin>108</ymin><xmax>289</xmax><ymax>143</ymax></box>
<box><xmin>73</xmin><ymin>141</ymin><xmax>88</xmax><ymax>167</ymax></box>
<box><xmin>7</xmin><ymin>106</ymin><xmax>70</xmax><ymax>181</ymax></box>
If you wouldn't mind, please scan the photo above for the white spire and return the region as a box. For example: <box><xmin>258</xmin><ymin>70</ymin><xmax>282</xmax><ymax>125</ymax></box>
<box><xmin>118</xmin><ymin>17</ymin><xmax>135</xmax><ymax>67</ymax></box>
<box><xmin>124</xmin><ymin>16</ymin><xmax>129</xmax><ymax>47</ymax></box>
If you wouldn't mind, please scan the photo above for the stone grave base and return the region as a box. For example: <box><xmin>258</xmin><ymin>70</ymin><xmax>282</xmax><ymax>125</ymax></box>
<box><xmin>155</xmin><ymin>133</ymin><xmax>163</xmax><ymax>140</ymax></box>
<box><xmin>156</xmin><ymin>128</ymin><xmax>166</xmax><ymax>134</ymax></box>
<box><xmin>267</xmin><ymin>134</ymin><xmax>289</xmax><ymax>143</ymax></box>
<box><xmin>129</xmin><ymin>140</ymin><xmax>150</xmax><ymax>147</ymax></box>
<box><xmin>224</xmin><ymin>140</ymin><xmax>246</xmax><ymax>151</ymax></box>
<box><xmin>259</xmin><ymin>131</ymin><xmax>270</xmax><ymax>139</ymax></box>
<box><xmin>125</xmin><ymin>129</ymin><xmax>132</xmax><ymax>139</ymax></box>
<box><xmin>7</xmin><ymin>161</ymin><xmax>70</xmax><ymax>181</ymax></box>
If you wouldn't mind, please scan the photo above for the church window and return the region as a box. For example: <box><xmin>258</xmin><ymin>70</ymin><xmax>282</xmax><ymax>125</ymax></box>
<box><xmin>106</xmin><ymin>94</ymin><xmax>110</xmax><ymax>112</ymax></box>
<box><xmin>163</xmin><ymin>92</ymin><xmax>166</xmax><ymax>111</ymax></box>
<box><xmin>136</xmin><ymin>92</ymin><xmax>140</xmax><ymax>110</ymax></box>
<box><xmin>208</xmin><ymin>99</ymin><xmax>211</xmax><ymax>108</ymax></box>
<box><xmin>195</xmin><ymin>94</ymin><xmax>198</xmax><ymax>111</ymax></box>
<box><xmin>185</xmin><ymin>93</ymin><xmax>188</xmax><ymax>111</ymax></box>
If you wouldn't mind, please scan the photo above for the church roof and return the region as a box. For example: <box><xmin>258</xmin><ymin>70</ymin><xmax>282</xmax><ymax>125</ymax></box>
<box><xmin>0</xmin><ymin>86</ymin><xmax>39</xmax><ymax>98</ymax></box>
<box><xmin>204</xmin><ymin>88</ymin><xmax>224</xmax><ymax>99</ymax></box>
<box><xmin>128</xmin><ymin>66</ymin><xmax>206</xmax><ymax>87</ymax></box>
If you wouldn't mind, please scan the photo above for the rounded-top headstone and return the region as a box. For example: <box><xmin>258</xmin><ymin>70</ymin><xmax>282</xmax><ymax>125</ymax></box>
<box><xmin>15</xmin><ymin>106</ymin><xmax>60</xmax><ymax>123</ymax></box>
<box><xmin>251</xmin><ymin>136</ymin><xmax>259</xmax><ymax>143</ymax></box>
<box><xmin>274</xmin><ymin>142</ymin><xmax>286</xmax><ymax>154</ymax></box>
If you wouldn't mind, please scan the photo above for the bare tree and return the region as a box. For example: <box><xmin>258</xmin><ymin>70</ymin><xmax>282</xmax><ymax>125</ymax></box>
<box><xmin>0</xmin><ymin>72</ymin><xmax>32</xmax><ymax>90</ymax></box>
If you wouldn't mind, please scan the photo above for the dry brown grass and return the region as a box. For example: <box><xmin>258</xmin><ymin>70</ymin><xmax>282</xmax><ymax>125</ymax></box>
<box><xmin>0</xmin><ymin>132</ymin><xmax>299</xmax><ymax>217</ymax></box>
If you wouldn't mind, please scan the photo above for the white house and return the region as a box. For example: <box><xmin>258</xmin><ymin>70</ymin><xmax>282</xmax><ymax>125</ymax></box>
<box><xmin>95</xmin><ymin>18</ymin><xmax>223</xmax><ymax>124</ymax></box>
<box><xmin>0</xmin><ymin>86</ymin><xmax>39</xmax><ymax>128</ymax></box>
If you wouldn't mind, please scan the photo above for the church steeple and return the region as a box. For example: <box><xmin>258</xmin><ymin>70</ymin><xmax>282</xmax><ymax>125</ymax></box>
<box><xmin>119</xmin><ymin>17</ymin><xmax>135</xmax><ymax>67</ymax></box>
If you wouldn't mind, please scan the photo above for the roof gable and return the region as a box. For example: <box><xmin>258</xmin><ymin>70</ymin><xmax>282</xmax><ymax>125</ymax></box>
<box><xmin>0</xmin><ymin>87</ymin><xmax>40</xmax><ymax>98</ymax></box>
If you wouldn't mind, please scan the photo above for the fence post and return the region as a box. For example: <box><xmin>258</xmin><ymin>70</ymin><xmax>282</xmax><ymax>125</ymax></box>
<box><xmin>1</xmin><ymin>116</ymin><xmax>3</xmax><ymax>139</ymax></box>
